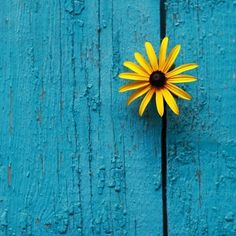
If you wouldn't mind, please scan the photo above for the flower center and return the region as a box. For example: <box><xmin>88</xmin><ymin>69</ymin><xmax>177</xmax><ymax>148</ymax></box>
<box><xmin>149</xmin><ymin>71</ymin><xmax>166</xmax><ymax>87</ymax></box>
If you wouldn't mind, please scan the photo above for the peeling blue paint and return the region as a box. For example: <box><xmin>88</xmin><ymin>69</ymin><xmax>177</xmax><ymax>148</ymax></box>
<box><xmin>0</xmin><ymin>0</ymin><xmax>162</xmax><ymax>235</ymax></box>
<box><xmin>1</xmin><ymin>0</ymin><xmax>235</xmax><ymax>235</ymax></box>
<box><xmin>166</xmin><ymin>0</ymin><xmax>236</xmax><ymax>235</ymax></box>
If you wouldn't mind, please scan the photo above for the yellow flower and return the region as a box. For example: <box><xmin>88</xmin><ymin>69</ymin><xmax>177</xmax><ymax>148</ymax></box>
<box><xmin>118</xmin><ymin>37</ymin><xmax>198</xmax><ymax>117</ymax></box>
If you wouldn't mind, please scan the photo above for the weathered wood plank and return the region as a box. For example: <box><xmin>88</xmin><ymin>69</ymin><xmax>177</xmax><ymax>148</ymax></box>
<box><xmin>0</xmin><ymin>0</ymin><xmax>85</xmax><ymax>235</ymax></box>
<box><xmin>110</xmin><ymin>1</ymin><xmax>163</xmax><ymax>235</ymax></box>
<box><xmin>0</xmin><ymin>0</ymin><xmax>163</xmax><ymax>235</ymax></box>
<box><xmin>166</xmin><ymin>0</ymin><xmax>236</xmax><ymax>235</ymax></box>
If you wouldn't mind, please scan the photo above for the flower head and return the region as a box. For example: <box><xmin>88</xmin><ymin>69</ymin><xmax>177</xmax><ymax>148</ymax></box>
<box><xmin>119</xmin><ymin>37</ymin><xmax>198</xmax><ymax>117</ymax></box>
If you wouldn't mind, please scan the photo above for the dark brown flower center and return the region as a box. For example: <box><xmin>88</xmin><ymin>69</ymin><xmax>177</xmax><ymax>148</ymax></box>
<box><xmin>149</xmin><ymin>71</ymin><xmax>166</xmax><ymax>87</ymax></box>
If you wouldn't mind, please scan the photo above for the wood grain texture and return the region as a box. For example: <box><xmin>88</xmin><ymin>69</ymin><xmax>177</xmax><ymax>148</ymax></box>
<box><xmin>166</xmin><ymin>0</ymin><xmax>236</xmax><ymax>235</ymax></box>
<box><xmin>0</xmin><ymin>0</ymin><xmax>163</xmax><ymax>235</ymax></box>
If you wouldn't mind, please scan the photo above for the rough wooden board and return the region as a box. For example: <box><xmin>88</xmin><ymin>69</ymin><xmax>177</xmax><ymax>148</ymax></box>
<box><xmin>166</xmin><ymin>0</ymin><xmax>236</xmax><ymax>235</ymax></box>
<box><xmin>0</xmin><ymin>0</ymin><xmax>163</xmax><ymax>235</ymax></box>
<box><xmin>111</xmin><ymin>1</ymin><xmax>164</xmax><ymax>235</ymax></box>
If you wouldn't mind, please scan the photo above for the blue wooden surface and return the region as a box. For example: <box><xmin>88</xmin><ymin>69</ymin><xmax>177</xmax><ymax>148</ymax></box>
<box><xmin>166</xmin><ymin>0</ymin><xmax>236</xmax><ymax>235</ymax></box>
<box><xmin>0</xmin><ymin>0</ymin><xmax>236</xmax><ymax>235</ymax></box>
<box><xmin>0</xmin><ymin>0</ymin><xmax>163</xmax><ymax>235</ymax></box>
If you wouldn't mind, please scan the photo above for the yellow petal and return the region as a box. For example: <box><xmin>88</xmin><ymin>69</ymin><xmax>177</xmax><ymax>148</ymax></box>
<box><xmin>123</xmin><ymin>61</ymin><xmax>149</xmax><ymax>77</ymax></box>
<box><xmin>162</xmin><ymin>89</ymin><xmax>179</xmax><ymax>115</ymax></box>
<box><xmin>119</xmin><ymin>72</ymin><xmax>149</xmax><ymax>81</ymax></box>
<box><xmin>134</xmin><ymin>52</ymin><xmax>153</xmax><ymax>74</ymax></box>
<box><xmin>167</xmin><ymin>75</ymin><xmax>197</xmax><ymax>83</ymax></box>
<box><xmin>127</xmin><ymin>85</ymin><xmax>151</xmax><ymax>105</ymax></box>
<box><xmin>165</xmin><ymin>83</ymin><xmax>192</xmax><ymax>100</ymax></box>
<box><xmin>145</xmin><ymin>42</ymin><xmax>158</xmax><ymax>71</ymax></box>
<box><xmin>166</xmin><ymin>63</ymin><xmax>198</xmax><ymax>78</ymax></box>
<box><xmin>163</xmin><ymin>45</ymin><xmax>181</xmax><ymax>73</ymax></box>
<box><xmin>155</xmin><ymin>89</ymin><xmax>164</xmax><ymax>117</ymax></box>
<box><xmin>119</xmin><ymin>82</ymin><xmax>150</xmax><ymax>93</ymax></box>
<box><xmin>159</xmin><ymin>37</ymin><xmax>169</xmax><ymax>71</ymax></box>
<box><xmin>139</xmin><ymin>88</ymin><xmax>155</xmax><ymax>116</ymax></box>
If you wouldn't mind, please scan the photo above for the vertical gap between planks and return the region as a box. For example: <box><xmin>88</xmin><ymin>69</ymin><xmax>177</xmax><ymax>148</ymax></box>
<box><xmin>160</xmin><ymin>0</ymin><xmax>168</xmax><ymax>236</ymax></box>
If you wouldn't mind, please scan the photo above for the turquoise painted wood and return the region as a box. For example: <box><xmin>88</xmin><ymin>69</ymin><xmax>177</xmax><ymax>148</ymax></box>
<box><xmin>0</xmin><ymin>0</ymin><xmax>163</xmax><ymax>235</ymax></box>
<box><xmin>166</xmin><ymin>0</ymin><xmax>236</xmax><ymax>235</ymax></box>
<box><xmin>1</xmin><ymin>0</ymin><xmax>236</xmax><ymax>235</ymax></box>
